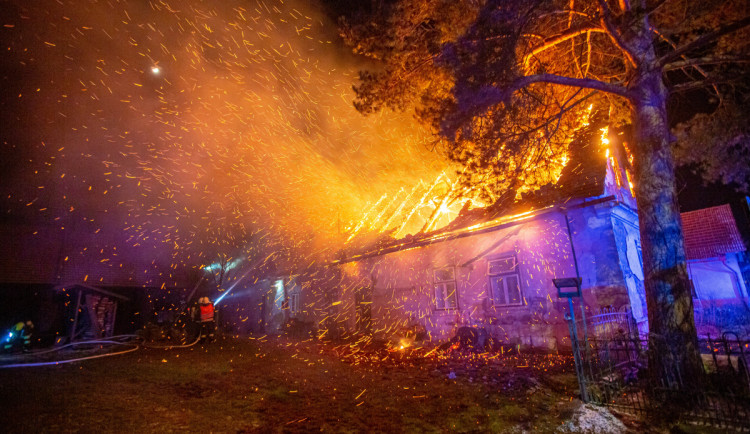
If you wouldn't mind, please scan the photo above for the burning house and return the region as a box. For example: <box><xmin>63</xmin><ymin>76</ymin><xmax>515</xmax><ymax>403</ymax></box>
<box><xmin>231</xmin><ymin>133</ymin><xmax>750</xmax><ymax>350</ymax></box>
<box><xmin>217</xmin><ymin>117</ymin><xmax>750</xmax><ymax>349</ymax></box>
<box><xmin>219</xmin><ymin>119</ymin><xmax>649</xmax><ymax>348</ymax></box>
<box><xmin>309</xmin><ymin>122</ymin><xmax>646</xmax><ymax>349</ymax></box>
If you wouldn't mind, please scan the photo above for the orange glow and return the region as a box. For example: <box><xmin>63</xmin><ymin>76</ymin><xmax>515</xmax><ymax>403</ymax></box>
<box><xmin>342</xmin><ymin>95</ymin><xmax>601</xmax><ymax>249</ymax></box>
<box><xmin>344</xmin><ymin>171</ymin><xmax>489</xmax><ymax>243</ymax></box>
<box><xmin>600</xmin><ymin>126</ymin><xmax>610</xmax><ymax>147</ymax></box>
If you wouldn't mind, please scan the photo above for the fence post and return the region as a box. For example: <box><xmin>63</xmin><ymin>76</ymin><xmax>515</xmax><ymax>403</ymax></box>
<box><xmin>581</xmin><ymin>303</ymin><xmax>589</xmax><ymax>366</ymax></box>
<box><xmin>554</xmin><ymin>277</ymin><xmax>587</xmax><ymax>402</ymax></box>
<box><xmin>567</xmin><ymin>297</ymin><xmax>588</xmax><ymax>402</ymax></box>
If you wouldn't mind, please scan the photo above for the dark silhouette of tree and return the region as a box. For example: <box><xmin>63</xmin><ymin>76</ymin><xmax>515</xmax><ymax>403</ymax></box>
<box><xmin>674</xmin><ymin>98</ymin><xmax>750</xmax><ymax>190</ymax></box>
<box><xmin>342</xmin><ymin>0</ymin><xmax>750</xmax><ymax>386</ymax></box>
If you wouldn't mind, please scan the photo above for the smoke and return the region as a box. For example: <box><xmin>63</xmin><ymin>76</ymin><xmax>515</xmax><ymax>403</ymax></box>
<box><xmin>0</xmin><ymin>0</ymin><xmax>448</xmax><ymax>276</ymax></box>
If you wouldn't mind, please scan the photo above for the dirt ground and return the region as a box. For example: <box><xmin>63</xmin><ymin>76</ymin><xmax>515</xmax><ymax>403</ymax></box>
<box><xmin>0</xmin><ymin>336</ymin><xmax>638</xmax><ymax>433</ymax></box>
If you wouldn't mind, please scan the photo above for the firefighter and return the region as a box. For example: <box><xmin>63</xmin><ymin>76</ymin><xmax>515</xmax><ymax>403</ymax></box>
<box><xmin>3</xmin><ymin>321</ymin><xmax>33</xmax><ymax>353</ymax></box>
<box><xmin>21</xmin><ymin>321</ymin><xmax>33</xmax><ymax>352</ymax></box>
<box><xmin>197</xmin><ymin>297</ymin><xmax>215</xmax><ymax>342</ymax></box>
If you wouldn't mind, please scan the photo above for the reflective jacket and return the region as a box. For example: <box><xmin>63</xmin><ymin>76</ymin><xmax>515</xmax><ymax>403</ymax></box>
<box><xmin>199</xmin><ymin>303</ymin><xmax>214</xmax><ymax>322</ymax></box>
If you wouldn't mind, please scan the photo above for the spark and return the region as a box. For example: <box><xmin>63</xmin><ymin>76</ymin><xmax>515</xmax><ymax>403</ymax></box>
<box><xmin>7</xmin><ymin>0</ymin><xmax>449</xmax><ymax>288</ymax></box>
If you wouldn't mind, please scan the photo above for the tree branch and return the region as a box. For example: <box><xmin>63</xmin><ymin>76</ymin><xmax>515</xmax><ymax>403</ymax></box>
<box><xmin>596</xmin><ymin>0</ymin><xmax>638</xmax><ymax>67</ymax></box>
<box><xmin>653</xmin><ymin>28</ymin><xmax>721</xmax><ymax>99</ymax></box>
<box><xmin>663</xmin><ymin>55</ymin><xmax>750</xmax><ymax>71</ymax></box>
<box><xmin>669</xmin><ymin>75</ymin><xmax>748</xmax><ymax>93</ymax></box>
<box><xmin>508</xmin><ymin>73</ymin><xmax>630</xmax><ymax>98</ymax></box>
<box><xmin>449</xmin><ymin>75</ymin><xmax>627</xmax><ymax>136</ymax></box>
<box><xmin>585</xmin><ymin>30</ymin><xmax>592</xmax><ymax>76</ymax></box>
<box><xmin>523</xmin><ymin>26</ymin><xmax>607</xmax><ymax>69</ymax></box>
<box><xmin>658</xmin><ymin>16</ymin><xmax>750</xmax><ymax>66</ymax></box>
<box><xmin>501</xmin><ymin>90</ymin><xmax>595</xmax><ymax>140</ymax></box>
<box><xmin>638</xmin><ymin>0</ymin><xmax>667</xmax><ymax>17</ymax></box>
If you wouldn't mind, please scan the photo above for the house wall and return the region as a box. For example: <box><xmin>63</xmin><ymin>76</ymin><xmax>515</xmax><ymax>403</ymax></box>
<box><xmin>325</xmin><ymin>203</ymin><xmax>632</xmax><ymax>350</ymax></box>
<box><xmin>293</xmin><ymin>266</ymin><xmax>346</xmax><ymax>339</ymax></box>
<box><xmin>689</xmin><ymin>253</ymin><xmax>750</xmax><ymax>337</ymax></box>
<box><xmin>216</xmin><ymin>282</ymin><xmax>266</xmax><ymax>335</ymax></box>
<box><xmin>569</xmin><ymin>202</ymin><xmax>632</xmax><ymax>311</ymax></box>
<box><xmin>216</xmin><ymin>278</ymin><xmax>290</xmax><ymax>335</ymax></box>
<box><xmin>689</xmin><ymin>255</ymin><xmax>748</xmax><ymax>301</ymax></box>
<box><xmin>610</xmin><ymin>205</ymin><xmax>648</xmax><ymax>331</ymax></box>
<box><xmin>264</xmin><ymin>278</ymin><xmax>286</xmax><ymax>334</ymax></box>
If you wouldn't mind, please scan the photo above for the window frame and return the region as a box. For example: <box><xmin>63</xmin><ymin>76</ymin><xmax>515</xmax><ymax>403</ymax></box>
<box><xmin>487</xmin><ymin>254</ymin><xmax>524</xmax><ymax>307</ymax></box>
<box><xmin>288</xmin><ymin>291</ymin><xmax>301</xmax><ymax>316</ymax></box>
<box><xmin>433</xmin><ymin>266</ymin><xmax>459</xmax><ymax>311</ymax></box>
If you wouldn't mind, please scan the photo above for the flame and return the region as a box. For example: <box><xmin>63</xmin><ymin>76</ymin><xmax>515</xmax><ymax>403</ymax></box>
<box><xmin>601</xmin><ymin>126</ymin><xmax>611</xmax><ymax>158</ymax></box>
<box><xmin>344</xmin><ymin>170</ymin><xmax>489</xmax><ymax>243</ymax></box>
<box><xmin>600</xmin><ymin>126</ymin><xmax>610</xmax><ymax>147</ymax></box>
<box><xmin>600</xmin><ymin>125</ymin><xmax>637</xmax><ymax>196</ymax></box>
<box><xmin>398</xmin><ymin>336</ymin><xmax>414</xmax><ymax>350</ymax></box>
<box><xmin>343</xmin><ymin>101</ymin><xmax>599</xmax><ymax>246</ymax></box>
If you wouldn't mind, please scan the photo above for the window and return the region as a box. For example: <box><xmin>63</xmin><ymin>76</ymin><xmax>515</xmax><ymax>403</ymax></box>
<box><xmin>288</xmin><ymin>292</ymin><xmax>301</xmax><ymax>316</ymax></box>
<box><xmin>273</xmin><ymin>279</ymin><xmax>284</xmax><ymax>310</ymax></box>
<box><xmin>488</xmin><ymin>256</ymin><xmax>523</xmax><ymax>306</ymax></box>
<box><xmin>433</xmin><ymin>267</ymin><xmax>458</xmax><ymax>310</ymax></box>
<box><xmin>627</xmin><ymin>237</ymin><xmax>644</xmax><ymax>280</ymax></box>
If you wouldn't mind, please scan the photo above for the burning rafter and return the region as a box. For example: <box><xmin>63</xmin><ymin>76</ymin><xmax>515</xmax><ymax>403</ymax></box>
<box><xmin>344</xmin><ymin>170</ymin><xmax>489</xmax><ymax>244</ymax></box>
<box><xmin>340</xmin><ymin>103</ymin><xmax>634</xmax><ymax>248</ymax></box>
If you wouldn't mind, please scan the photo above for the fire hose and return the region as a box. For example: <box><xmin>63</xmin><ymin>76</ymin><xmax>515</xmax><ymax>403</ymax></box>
<box><xmin>0</xmin><ymin>332</ymin><xmax>205</xmax><ymax>369</ymax></box>
<box><xmin>0</xmin><ymin>337</ymin><xmax>139</xmax><ymax>369</ymax></box>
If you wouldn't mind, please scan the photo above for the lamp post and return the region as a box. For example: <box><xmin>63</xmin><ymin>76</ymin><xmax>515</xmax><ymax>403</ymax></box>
<box><xmin>554</xmin><ymin>277</ymin><xmax>588</xmax><ymax>402</ymax></box>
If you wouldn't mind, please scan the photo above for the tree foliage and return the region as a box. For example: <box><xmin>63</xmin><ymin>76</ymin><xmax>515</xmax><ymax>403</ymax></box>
<box><xmin>674</xmin><ymin>98</ymin><xmax>750</xmax><ymax>190</ymax></box>
<box><xmin>343</xmin><ymin>0</ymin><xmax>750</xmax><ymax>196</ymax></box>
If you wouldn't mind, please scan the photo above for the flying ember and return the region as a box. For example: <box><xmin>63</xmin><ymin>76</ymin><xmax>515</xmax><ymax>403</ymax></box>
<box><xmin>1</xmin><ymin>0</ymin><xmax>450</xmax><ymax>276</ymax></box>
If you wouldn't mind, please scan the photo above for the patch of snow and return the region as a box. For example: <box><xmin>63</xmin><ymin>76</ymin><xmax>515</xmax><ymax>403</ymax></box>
<box><xmin>557</xmin><ymin>404</ymin><xmax>628</xmax><ymax>434</ymax></box>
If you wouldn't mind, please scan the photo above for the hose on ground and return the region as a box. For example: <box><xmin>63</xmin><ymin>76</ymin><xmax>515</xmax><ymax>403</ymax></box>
<box><xmin>0</xmin><ymin>332</ymin><xmax>205</xmax><ymax>368</ymax></box>
<box><xmin>0</xmin><ymin>339</ymin><xmax>139</xmax><ymax>369</ymax></box>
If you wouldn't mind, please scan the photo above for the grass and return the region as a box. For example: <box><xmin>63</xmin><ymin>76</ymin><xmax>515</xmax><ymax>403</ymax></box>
<box><xmin>0</xmin><ymin>336</ymin><xmax>593</xmax><ymax>433</ymax></box>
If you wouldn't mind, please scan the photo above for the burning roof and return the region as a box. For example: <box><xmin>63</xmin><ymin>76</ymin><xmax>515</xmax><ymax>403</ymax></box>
<box><xmin>338</xmin><ymin>114</ymin><xmax>611</xmax><ymax>261</ymax></box>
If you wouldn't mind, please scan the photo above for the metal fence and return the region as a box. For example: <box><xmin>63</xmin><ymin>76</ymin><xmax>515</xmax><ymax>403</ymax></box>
<box><xmin>570</xmin><ymin>326</ymin><xmax>750</xmax><ymax>430</ymax></box>
<box><xmin>586</xmin><ymin>306</ymin><xmax>639</xmax><ymax>340</ymax></box>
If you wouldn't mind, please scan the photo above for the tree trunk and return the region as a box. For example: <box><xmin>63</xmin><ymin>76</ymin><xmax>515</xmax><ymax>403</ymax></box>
<box><xmin>630</xmin><ymin>68</ymin><xmax>702</xmax><ymax>388</ymax></box>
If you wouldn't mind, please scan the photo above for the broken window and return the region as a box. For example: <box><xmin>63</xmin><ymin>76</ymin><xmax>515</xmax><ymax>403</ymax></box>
<box><xmin>433</xmin><ymin>267</ymin><xmax>458</xmax><ymax>310</ymax></box>
<box><xmin>488</xmin><ymin>256</ymin><xmax>523</xmax><ymax>306</ymax></box>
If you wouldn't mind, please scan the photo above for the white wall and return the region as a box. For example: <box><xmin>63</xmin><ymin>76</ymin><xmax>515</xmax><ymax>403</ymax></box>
<box><xmin>688</xmin><ymin>254</ymin><xmax>748</xmax><ymax>301</ymax></box>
